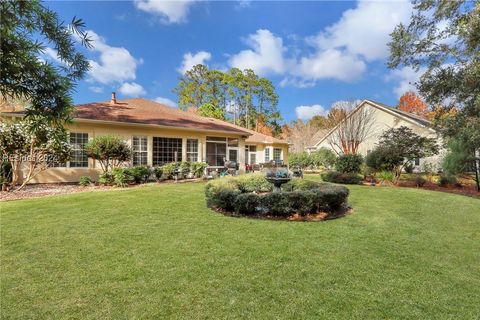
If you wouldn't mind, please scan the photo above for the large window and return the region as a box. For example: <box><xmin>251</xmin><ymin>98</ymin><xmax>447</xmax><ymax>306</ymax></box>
<box><xmin>264</xmin><ymin>147</ymin><xmax>270</xmax><ymax>162</ymax></box>
<box><xmin>132</xmin><ymin>136</ymin><xmax>148</xmax><ymax>166</ymax></box>
<box><xmin>70</xmin><ymin>133</ymin><xmax>88</xmax><ymax>168</ymax></box>
<box><xmin>206</xmin><ymin>137</ymin><xmax>226</xmax><ymax>166</ymax></box>
<box><xmin>273</xmin><ymin>148</ymin><xmax>282</xmax><ymax>161</ymax></box>
<box><xmin>153</xmin><ymin>137</ymin><xmax>182</xmax><ymax>166</ymax></box>
<box><xmin>187</xmin><ymin>139</ymin><xmax>198</xmax><ymax>162</ymax></box>
<box><xmin>245</xmin><ymin>145</ymin><xmax>257</xmax><ymax>164</ymax></box>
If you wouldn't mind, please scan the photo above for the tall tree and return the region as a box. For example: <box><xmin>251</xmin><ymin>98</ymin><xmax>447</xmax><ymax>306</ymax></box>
<box><xmin>398</xmin><ymin>91</ymin><xmax>428</xmax><ymax>116</ymax></box>
<box><xmin>388</xmin><ymin>0</ymin><xmax>479</xmax><ymax>189</ymax></box>
<box><xmin>1</xmin><ymin>0</ymin><xmax>91</xmax><ymax>122</ymax></box>
<box><xmin>174</xmin><ymin>65</ymin><xmax>280</xmax><ymax>131</ymax></box>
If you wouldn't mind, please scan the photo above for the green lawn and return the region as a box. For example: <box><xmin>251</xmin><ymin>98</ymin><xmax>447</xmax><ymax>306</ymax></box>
<box><xmin>1</xmin><ymin>177</ymin><xmax>479</xmax><ymax>319</ymax></box>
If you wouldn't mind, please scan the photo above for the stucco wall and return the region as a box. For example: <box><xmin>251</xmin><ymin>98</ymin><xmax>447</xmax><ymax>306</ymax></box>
<box><xmin>19</xmin><ymin>120</ymin><xmax>289</xmax><ymax>183</ymax></box>
<box><xmin>315</xmin><ymin>102</ymin><xmax>444</xmax><ymax>171</ymax></box>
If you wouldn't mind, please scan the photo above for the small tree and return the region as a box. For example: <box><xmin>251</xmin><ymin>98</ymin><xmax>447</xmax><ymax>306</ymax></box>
<box><xmin>335</xmin><ymin>154</ymin><xmax>363</xmax><ymax>174</ymax></box>
<box><xmin>288</xmin><ymin>152</ymin><xmax>311</xmax><ymax>169</ymax></box>
<box><xmin>310</xmin><ymin>148</ymin><xmax>336</xmax><ymax>169</ymax></box>
<box><xmin>443</xmin><ymin>138</ymin><xmax>479</xmax><ymax>191</ymax></box>
<box><xmin>326</xmin><ymin>104</ymin><xmax>375</xmax><ymax>155</ymax></box>
<box><xmin>376</xmin><ymin>126</ymin><xmax>439</xmax><ymax>182</ymax></box>
<box><xmin>0</xmin><ymin>117</ymin><xmax>71</xmax><ymax>190</ymax></box>
<box><xmin>84</xmin><ymin>135</ymin><xmax>132</xmax><ymax>173</ymax></box>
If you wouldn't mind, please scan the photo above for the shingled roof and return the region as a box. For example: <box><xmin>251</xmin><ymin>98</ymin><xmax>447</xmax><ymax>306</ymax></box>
<box><xmin>74</xmin><ymin>98</ymin><xmax>251</xmax><ymax>135</ymax></box>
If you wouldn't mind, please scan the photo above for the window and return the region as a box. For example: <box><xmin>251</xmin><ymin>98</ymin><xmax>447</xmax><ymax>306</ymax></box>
<box><xmin>228</xmin><ymin>149</ymin><xmax>238</xmax><ymax>163</ymax></box>
<box><xmin>245</xmin><ymin>145</ymin><xmax>257</xmax><ymax>164</ymax></box>
<box><xmin>153</xmin><ymin>137</ymin><xmax>182</xmax><ymax>166</ymax></box>
<box><xmin>69</xmin><ymin>133</ymin><xmax>88</xmax><ymax>168</ymax></box>
<box><xmin>250</xmin><ymin>153</ymin><xmax>256</xmax><ymax>164</ymax></box>
<box><xmin>273</xmin><ymin>148</ymin><xmax>282</xmax><ymax>161</ymax></box>
<box><xmin>414</xmin><ymin>158</ymin><xmax>420</xmax><ymax>166</ymax></box>
<box><xmin>264</xmin><ymin>147</ymin><xmax>270</xmax><ymax>162</ymax></box>
<box><xmin>206</xmin><ymin>141</ymin><xmax>226</xmax><ymax>166</ymax></box>
<box><xmin>187</xmin><ymin>139</ymin><xmax>198</xmax><ymax>162</ymax></box>
<box><xmin>132</xmin><ymin>136</ymin><xmax>148</xmax><ymax>166</ymax></box>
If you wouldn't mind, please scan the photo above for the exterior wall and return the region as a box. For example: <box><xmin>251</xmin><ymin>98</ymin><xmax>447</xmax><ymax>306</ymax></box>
<box><xmin>17</xmin><ymin>120</ymin><xmax>289</xmax><ymax>183</ymax></box>
<box><xmin>315</xmin><ymin>102</ymin><xmax>444</xmax><ymax>171</ymax></box>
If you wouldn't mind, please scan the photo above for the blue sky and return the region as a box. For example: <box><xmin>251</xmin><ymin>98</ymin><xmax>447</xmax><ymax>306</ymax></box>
<box><xmin>45</xmin><ymin>0</ymin><xmax>420</xmax><ymax>123</ymax></box>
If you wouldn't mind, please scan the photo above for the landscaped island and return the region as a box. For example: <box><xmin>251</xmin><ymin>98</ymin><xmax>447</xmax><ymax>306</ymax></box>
<box><xmin>205</xmin><ymin>174</ymin><xmax>350</xmax><ymax>220</ymax></box>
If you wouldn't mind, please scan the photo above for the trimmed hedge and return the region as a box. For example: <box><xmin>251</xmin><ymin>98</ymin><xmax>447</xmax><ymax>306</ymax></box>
<box><xmin>321</xmin><ymin>171</ymin><xmax>363</xmax><ymax>184</ymax></box>
<box><xmin>205</xmin><ymin>176</ymin><xmax>349</xmax><ymax>217</ymax></box>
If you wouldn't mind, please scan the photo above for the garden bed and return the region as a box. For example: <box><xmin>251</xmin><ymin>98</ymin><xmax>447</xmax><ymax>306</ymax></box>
<box><xmin>205</xmin><ymin>174</ymin><xmax>351</xmax><ymax>221</ymax></box>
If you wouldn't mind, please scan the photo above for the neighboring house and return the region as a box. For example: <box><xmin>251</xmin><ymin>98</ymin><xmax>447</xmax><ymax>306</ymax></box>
<box><xmin>2</xmin><ymin>93</ymin><xmax>289</xmax><ymax>183</ymax></box>
<box><xmin>308</xmin><ymin>100</ymin><xmax>444</xmax><ymax>171</ymax></box>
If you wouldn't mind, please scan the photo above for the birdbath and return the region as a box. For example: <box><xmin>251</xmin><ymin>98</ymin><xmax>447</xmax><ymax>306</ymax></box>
<box><xmin>264</xmin><ymin>167</ymin><xmax>291</xmax><ymax>192</ymax></box>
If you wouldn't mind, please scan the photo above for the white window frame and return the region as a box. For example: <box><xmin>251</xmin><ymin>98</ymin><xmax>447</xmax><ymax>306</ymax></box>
<box><xmin>186</xmin><ymin>138</ymin><xmax>199</xmax><ymax>162</ymax></box>
<box><xmin>69</xmin><ymin>132</ymin><xmax>89</xmax><ymax>168</ymax></box>
<box><xmin>273</xmin><ymin>148</ymin><xmax>282</xmax><ymax>161</ymax></box>
<box><xmin>132</xmin><ymin>136</ymin><xmax>148</xmax><ymax>166</ymax></box>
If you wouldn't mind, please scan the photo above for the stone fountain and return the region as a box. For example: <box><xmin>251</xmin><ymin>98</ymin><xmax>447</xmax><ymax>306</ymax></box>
<box><xmin>264</xmin><ymin>165</ymin><xmax>291</xmax><ymax>192</ymax></box>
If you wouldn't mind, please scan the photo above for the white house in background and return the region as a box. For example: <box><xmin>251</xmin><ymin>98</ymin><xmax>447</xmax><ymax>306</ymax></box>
<box><xmin>307</xmin><ymin>100</ymin><xmax>445</xmax><ymax>171</ymax></box>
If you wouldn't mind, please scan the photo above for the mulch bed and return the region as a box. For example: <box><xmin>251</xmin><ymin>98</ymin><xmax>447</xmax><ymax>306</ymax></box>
<box><xmin>361</xmin><ymin>180</ymin><xmax>479</xmax><ymax>198</ymax></box>
<box><xmin>214</xmin><ymin>206</ymin><xmax>353</xmax><ymax>222</ymax></box>
<box><xmin>0</xmin><ymin>178</ymin><xmax>205</xmax><ymax>202</ymax></box>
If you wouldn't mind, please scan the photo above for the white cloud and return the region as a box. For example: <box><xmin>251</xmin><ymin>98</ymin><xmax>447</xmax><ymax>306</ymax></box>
<box><xmin>295</xmin><ymin>104</ymin><xmax>328</xmax><ymax>120</ymax></box>
<box><xmin>386</xmin><ymin>66</ymin><xmax>424</xmax><ymax>98</ymax></box>
<box><xmin>134</xmin><ymin>0</ymin><xmax>196</xmax><ymax>24</ymax></box>
<box><xmin>310</xmin><ymin>0</ymin><xmax>412</xmax><ymax>61</ymax></box>
<box><xmin>89</xmin><ymin>86</ymin><xmax>104</xmax><ymax>93</ymax></box>
<box><xmin>296</xmin><ymin>49</ymin><xmax>366</xmax><ymax>82</ymax></box>
<box><xmin>228</xmin><ymin>29</ymin><xmax>287</xmax><ymax>76</ymax></box>
<box><xmin>43</xmin><ymin>47</ymin><xmax>63</xmax><ymax>64</ymax></box>
<box><xmin>87</xmin><ymin>30</ymin><xmax>142</xmax><ymax>85</ymax></box>
<box><xmin>154</xmin><ymin>96</ymin><xmax>177</xmax><ymax>108</ymax></box>
<box><xmin>118</xmin><ymin>82</ymin><xmax>146</xmax><ymax>97</ymax></box>
<box><xmin>178</xmin><ymin>51</ymin><xmax>211</xmax><ymax>74</ymax></box>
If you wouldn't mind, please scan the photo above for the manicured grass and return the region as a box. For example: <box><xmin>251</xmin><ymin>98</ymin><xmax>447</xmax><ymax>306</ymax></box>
<box><xmin>1</xmin><ymin>177</ymin><xmax>479</xmax><ymax>319</ymax></box>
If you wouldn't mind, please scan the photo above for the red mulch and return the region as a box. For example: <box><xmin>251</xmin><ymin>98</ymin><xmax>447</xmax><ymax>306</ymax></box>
<box><xmin>214</xmin><ymin>207</ymin><xmax>353</xmax><ymax>222</ymax></box>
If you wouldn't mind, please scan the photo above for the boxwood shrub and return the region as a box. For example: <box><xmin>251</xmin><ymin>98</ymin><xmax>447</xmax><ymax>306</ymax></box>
<box><xmin>205</xmin><ymin>176</ymin><xmax>349</xmax><ymax>217</ymax></box>
<box><xmin>321</xmin><ymin>171</ymin><xmax>363</xmax><ymax>184</ymax></box>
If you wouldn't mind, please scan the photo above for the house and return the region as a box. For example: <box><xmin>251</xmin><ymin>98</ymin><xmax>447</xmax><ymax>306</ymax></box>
<box><xmin>307</xmin><ymin>99</ymin><xmax>444</xmax><ymax>170</ymax></box>
<box><xmin>2</xmin><ymin>93</ymin><xmax>289</xmax><ymax>183</ymax></box>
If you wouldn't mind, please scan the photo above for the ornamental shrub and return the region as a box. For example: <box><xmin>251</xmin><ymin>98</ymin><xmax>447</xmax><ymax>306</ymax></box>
<box><xmin>438</xmin><ymin>174</ymin><xmax>457</xmax><ymax>187</ymax></box>
<box><xmin>191</xmin><ymin>162</ymin><xmax>208</xmax><ymax>178</ymax></box>
<box><xmin>321</xmin><ymin>171</ymin><xmax>362</xmax><ymax>184</ymax></box>
<box><xmin>377</xmin><ymin>171</ymin><xmax>394</xmax><ymax>185</ymax></box>
<box><xmin>84</xmin><ymin>135</ymin><xmax>132</xmax><ymax>173</ymax></box>
<box><xmin>125</xmin><ymin>166</ymin><xmax>151</xmax><ymax>184</ymax></box>
<box><xmin>112</xmin><ymin>168</ymin><xmax>131</xmax><ymax>187</ymax></box>
<box><xmin>335</xmin><ymin>154</ymin><xmax>363</xmax><ymax>173</ymax></box>
<box><xmin>288</xmin><ymin>152</ymin><xmax>312</xmax><ymax>169</ymax></box>
<box><xmin>234</xmin><ymin>193</ymin><xmax>260</xmax><ymax>215</ymax></box>
<box><xmin>415</xmin><ymin>175</ymin><xmax>427</xmax><ymax>187</ymax></box>
<box><xmin>310</xmin><ymin>148</ymin><xmax>337</xmax><ymax>169</ymax></box>
<box><xmin>98</xmin><ymin>172</ymin><xmax>114</xmax><ymax>185</ymax></box>
<box><xmin>79</xmin><ymin>176</ymin><xmax>92</xmax><ymax>186</ymax></box>
<box><xmin>160</xmin><ymin>162</ymin><xmax>178</xmax><ymax>179</ymax></box>
<box><xmin>282</xmin><ymin>178</ymin><xmax>327</xmax><ymax>191</ymax></box>
<box><xmin>236</xmin><ymin>173</ymin><xmax>272</xmax><ymax>193</ymax></box>
<box><xmin>153</xmin><ymin>167</ymin><xmax>163</xmax><ymax>181</ymax></box>
<box><xmin>259</xmin><ymin>192</ymin><xmax>292</xmax><ymax>216</ymax></box>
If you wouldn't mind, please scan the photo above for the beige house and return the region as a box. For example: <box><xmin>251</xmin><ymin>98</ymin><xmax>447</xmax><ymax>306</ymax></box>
<box><xmin>3</xmin><ymin>94</ymin><xmax>289</xmax><ymax>183</ymax></box>
<box><xmin>308</xmin><ymin>100</ymin><xmax>444</xmax><ymax>171</ymax></box>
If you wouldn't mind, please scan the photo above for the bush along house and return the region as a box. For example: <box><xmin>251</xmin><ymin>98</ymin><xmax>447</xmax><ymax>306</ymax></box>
<box><xmin>1</xmin><ymin>93</ymin><xmax>289</xmax><ymax>184</ymax></box>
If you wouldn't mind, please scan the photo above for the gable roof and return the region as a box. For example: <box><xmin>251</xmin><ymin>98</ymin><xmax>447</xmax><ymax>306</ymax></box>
<box><xmin>310</xmin><ymin>99</ymin><xmax>435</xmax><ymax>149</ymax></box>
<box><xmin>74</xmin><ymin>98</ymin><xmax>251</xmax><ymax>135</ymax></box>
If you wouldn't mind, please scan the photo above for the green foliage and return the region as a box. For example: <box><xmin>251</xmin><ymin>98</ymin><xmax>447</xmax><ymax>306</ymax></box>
<box><xmin>0</xmin><ymin>117</ymin><xmax>71</xmax><ymax>189</ymax></box>
<box><xmin>233</xmin><ymin>193</ymin><xmax>260</xmax><ymax>215</ymax></box>
<box><xmin>235</xmin><ymin>173</ymin><xmax>272</xmax><ymax>193</ymax></box>
<box><xmin>125</xmin><ymin>166</ymin><xmax>152</xmax><ymax>184</ymax></box>
<box><xmin>414</xmin><ymin>175</ymin><xmax>427</xmax><ymax>187</ymax></box>
<box><xmin>377</xmin><ymin>126</ymin><xmax>439</xmax><ymax>181</ymax></box>
<box><xmin>153</xmin><ymin>167</ymin><xmax>163</xmax><ymax>181</ymax></box>
<box><xmin>0</xmin><ymin>0</ymin><xmax>91</xmax><ymax>121</ymax></box>
<box><xmin>310</xmin><ymin>148</ymin><xmax>337</xmax><ymax>169</ymax></box>
<box><xmin>377</xmin><ymin>171</ymin><xmax>394</xmax><ymax>185</ymax></box>
<box><xmin>404</xmin><ymin>162</ymin><xmax>415</xmax><ymax>174</ymax></box>
<box><xmin>288</xmin><ymin>152</ymin><xmax>311</xmax><ymax>169</ymax></box>
<box><xmin>438</xmin><ymin>175</ymin><xmax>458</xmax><ymax>187</ymax></box>
<box><xmin>335</xmin><ymin>154</ymin><xmax>363</xmax><ymax>174</ymax></box>
<box><xmin>160</xmin><ymin>162</ymin><xmax>178</xmax><ymax>179</ymax></box>
<box><xmin>98</xmin><ymin>172</ymin><xmax>114</xmax><ymax>186</ymax></box>
<box><xmin>205</xmin><ymin>175</ymin><xmax>349</xmax><ymax>217</ymax></box>
<box><xmin>0</xmin><ymin>161</ymin><xmax>12</xmax><ymax>190</ymax></box>
<box><xmin>197</xmin><ymin>103</ymin><xmax>225</xmax><ymax>120</ymax></box>
<box><xmin>321</xmin><ymin>171</ymin><xmax>363</xmax><ymax>185</ymax></box>
<box><xmin>84</xmin><ymin>135</ymin><xmax>132</xmax><ymax>173</ymax></box>
<box><xmin>78</xmin><ymin>176</ymin><xmax>92</xmax><ymax>186</ymax></box>
<box><xmin>443</xmin><ymin>138</ymin><xmax>476</xmax><ymax>175</ymax></box>
<box><xmin>365</xmin><ymin>147</ymin><xmax>401</xmax><ymax>173</ymax></box>
<box><xmin>190</xmin><ymin>162</ymin><xmax>208</xmax><ymax>178</ymax></box>
<box><xmin>111</xmin><ymin>168</ymin><xmax>131</xmax><ymax>187</ymax></box>
<box><xmin>174</xmin><ymin>65</ymin><xmax>280</xmax><ymax>130</ymax></box>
